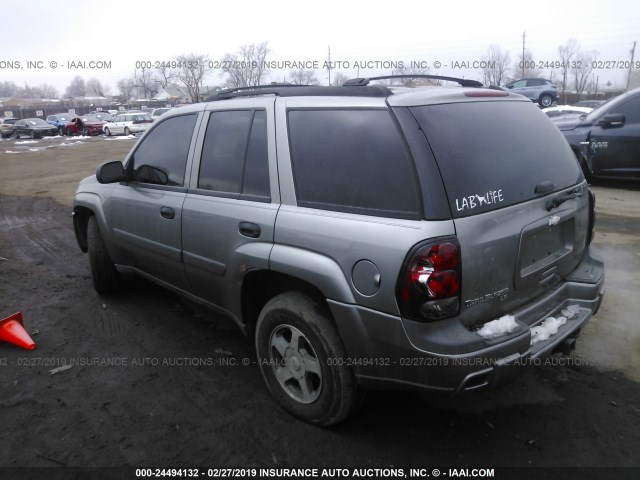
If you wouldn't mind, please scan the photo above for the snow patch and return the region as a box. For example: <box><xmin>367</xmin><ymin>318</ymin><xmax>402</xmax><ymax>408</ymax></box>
<box><xmin>531</xmin><ymin>317</ymin><xmax>567</xmax><ymax>344</ymax></box>
<box><xmin>4</xmin><ymin>150</ymin><xmax>21</xmax><ymax>154</ymax></box>
<box><xmin>476</xmin><ymin>315</ymin><xmax>518</xmax><ymax>339</ymax></box>
<box><xmin>561</xmin><ymin>304</ymin><xmax>580</xmax><ymax>319</ymax></box>
<box><xmin>15</xmin><ymin>140</ymin><xmax>39</xmax><ymax>144</ymax></box>
<box><xmin>105</xmin><ymin>135</ymin><xmax>136</xmax><ymax>141</ymax></box>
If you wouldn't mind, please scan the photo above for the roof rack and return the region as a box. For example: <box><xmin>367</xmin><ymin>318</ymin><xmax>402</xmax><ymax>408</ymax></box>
<box><xmin>343</xmin><ymin>75</ymin><xmax>483</xmax><ymax>88</ymax></box>
<box><xmin>205</xmin><ymin>84</ymin><xmax>392</xmax><ymax>101</ymax></box>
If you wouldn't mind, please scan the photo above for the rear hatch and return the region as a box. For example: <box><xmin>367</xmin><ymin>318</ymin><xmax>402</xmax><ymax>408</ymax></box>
<box><xmin>406</xmin><ymin>99</ymin><xmax>588</xmax><ymax>328</ymax></box>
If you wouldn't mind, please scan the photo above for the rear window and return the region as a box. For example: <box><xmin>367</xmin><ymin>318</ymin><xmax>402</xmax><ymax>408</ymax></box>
<box><xmin>409</xmin><ymin>101</ymin><xmax>582</xmax><ymax>218</ymax></box>
<box><xmin>288</xmin><ymin>109</ymin><xmax>421</xmax><ymax>219</ymax></box>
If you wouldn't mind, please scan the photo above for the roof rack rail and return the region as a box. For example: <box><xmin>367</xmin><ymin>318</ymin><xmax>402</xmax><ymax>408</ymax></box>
<box><xmin>205</xmin><ymin>84</ymin><xmax>392</xmax><ymax>101</ymax></box>
<box><xmin>344</xmin><ymin>75</ymin><xmax>483</xmax><ymax>88</ymax></box>
<box><xmin>207</xmin><ymin>83</ymin><xmax>307</xmax><ymax>101</ymax></box>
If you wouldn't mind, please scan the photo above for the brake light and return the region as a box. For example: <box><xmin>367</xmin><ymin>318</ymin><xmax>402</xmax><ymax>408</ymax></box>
<box><xmin>398</xmin><ymin>240</ymin><xmax>461</xmax><ymax>321</ymax></box>
<box><xmin>587</xmin><ymin>189</ymin><xmax>596</xmax><ymax>245</ymax></box>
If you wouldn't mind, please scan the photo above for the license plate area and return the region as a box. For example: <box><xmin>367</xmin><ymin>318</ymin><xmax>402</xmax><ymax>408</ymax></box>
<box><xmin>516</xmin><ymin>217</ymin><xmax>574</xmax><ymax>290</ymax></box>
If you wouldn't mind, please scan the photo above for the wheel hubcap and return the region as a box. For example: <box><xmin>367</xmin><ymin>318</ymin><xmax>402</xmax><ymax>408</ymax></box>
<box><xmin>269</xmin><ymin>324</ymin><xmax>322</xmax><ymax>404</ymax></box>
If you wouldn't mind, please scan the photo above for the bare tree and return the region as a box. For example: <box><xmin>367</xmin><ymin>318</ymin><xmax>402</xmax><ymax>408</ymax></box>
<box><xmin>573</xmin><ymin>50</ymin><xmax>598</xmax><ymax>98</ymax></box>
<box><xmin>0</xmin><ymin>81</ymin><xmax>20</xmax><ymax>97</ymax></box>
<box><xmin>331</xmin><ymin>71</ymin><xmax>349</xmax><ymax>86</ymax></box>
<box><xmin>558</xmin><ymin>39</ymin><xmax>580</xmax><ymax>103</ymax></box>
<box><xmin>221</xmin><ymin>42</ymin><xmax>270</xmax><ymax>87</ymax></box>
<box><xmin>155</xmin><ymin>64</ymin><xmax>177</xmax><ymax>89</ymax></box>
<box><xmin>133</xmin><ymin>65</ymin><xmax>159</xmax><ymax>99</ymax></box>
<box><xmin>65</xmin><ymin>76</ymin><xmax>86</xmax><ymax>97</ymax></box>
<box><xmin>116</xmin><ymin>78</ymin><xmax>135</xmax><ymax>102</ymax></box>
<box><xmin>288</xmin><ymin>69</ymin><xmax>320</xmax><ymax>85</ymax></box>
<box><xmin>86</xmin><ymin>77</ymin><xmax>111</xmax><ymax>97</ymax></box>
<box><xmin>479</xmin><ymin>45</ymin><xmax>511</xmax><ymax>86</ymax></box>
<box><xmin>629</xmin><ymin>69</ymin><xmax>640</xmax><ymax>90</ymax></box>
<box><xmin>174</xmin><ymin>53</ymin><xmax>213</xmax><ymax>102</ymax></box>
<box><xmin>513</xmin><ymin>49</ymin><xmax>540</xmax><ymax>79</ymax></box>
<box><xmin>35</xmin><ymin>83</ymin><xmax>59</xmax><ymax>99</ymax></box>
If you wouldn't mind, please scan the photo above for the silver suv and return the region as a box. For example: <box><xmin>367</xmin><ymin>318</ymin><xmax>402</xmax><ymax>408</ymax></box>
<box><xmin>505</xmin><ymin>77</ymin><xmax>558</xmax><ymax>107</ymax></box>
<box><xmin>73</xmin><ymin>76</ymin><xmax>605</xmax><ymax>425</ymax></box>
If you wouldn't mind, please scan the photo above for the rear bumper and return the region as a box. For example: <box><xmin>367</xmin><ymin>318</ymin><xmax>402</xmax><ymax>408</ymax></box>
<box><xmin>330</xmin><ymin>248</ymin><xmax>605</xmax><ymax>394</ymax></box>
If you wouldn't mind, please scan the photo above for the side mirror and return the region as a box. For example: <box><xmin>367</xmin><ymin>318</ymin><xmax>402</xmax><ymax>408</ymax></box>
<box><xmin>96</xmin><ymin>160</ymin><xmax>126</xmax><ymax>184</ymax></box>
<box><xmin>598</xmin><ymin>113</ymin><xmax>625</xmax><ymax>128</ymax></box>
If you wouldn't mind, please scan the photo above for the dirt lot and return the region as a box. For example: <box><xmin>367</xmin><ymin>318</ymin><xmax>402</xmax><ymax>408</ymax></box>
<box><xmin>1</xmin><ymin>136</ymin><xmax>639</xmax><ymax>479</ymax></box>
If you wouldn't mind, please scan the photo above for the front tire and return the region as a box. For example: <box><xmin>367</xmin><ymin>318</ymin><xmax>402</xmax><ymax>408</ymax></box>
<box><xmin>87</xmin><ymin>215</ymin><xmax>120</xmax><ymax>294</ymax></box>
<box><xmin>105</xmin><ymin>127</ymin><xmax>111</xmax><ymax>136</ymax></box>
<box><xmin>124</xmin><ymin>127</ymin><xmax>131</xmax><ymax>136</ymax></box>
<box><xmin>255</xmin><ymin>292</ymin><xmax>361</xmax><ymax>426</ymax></box>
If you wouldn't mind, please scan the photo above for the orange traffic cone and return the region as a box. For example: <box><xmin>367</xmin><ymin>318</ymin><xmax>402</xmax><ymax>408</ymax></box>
<box><xmin>0</xmin><ymin>312</ymin><xmax>36</xmax><ymax>350</ymax></box>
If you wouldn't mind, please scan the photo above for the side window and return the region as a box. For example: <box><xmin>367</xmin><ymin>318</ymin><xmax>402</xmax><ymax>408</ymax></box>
<box><xmin>611</xmin><ymin>97</ymin><xmax>640</xmax><ymax>124</ymax></box>
<box><xmin>512</xmin><ymin>80</ymin><xmax>527</xmax><ymax>88</ymax></box>
<box><xmin>288</xmin><ymin>109</ymin><xmax>421</xmax><ymax>219</ymax></box>
<box><xmin>197</xmin><ymin>110</ymin><xmax>270</xmax><ymax>201</ymax></box>
<box><xmin>131</xmin><ymin>114</ymin><xmax>197</xmax><ymax>186</ymax></box>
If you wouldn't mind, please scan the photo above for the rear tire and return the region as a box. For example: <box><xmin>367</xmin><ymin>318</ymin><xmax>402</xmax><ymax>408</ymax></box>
<box><xmin>539</xmin><ymin>94</ymin><xmax>553</xmax><ymax>107</ymax></box>
<box><xmin>255</xmin><ymin>291</ymin><xmax>362</xmax><ymax>426</ymax></box>
<box><xmin>87</xmin><ymin>215</ymin><xmax>120</xmax><ymax>294</ymax></box>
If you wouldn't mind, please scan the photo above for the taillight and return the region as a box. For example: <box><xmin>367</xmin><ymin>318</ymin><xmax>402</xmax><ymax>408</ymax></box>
<box><xmin>397</xmin><ymin>240</ymin><xmax>461</xmax><ymax>321</ymax></box>
<box><xmin>587</xmin><ymin>188</ymin><xmax>596</xmax><ymax>245</ymax></box>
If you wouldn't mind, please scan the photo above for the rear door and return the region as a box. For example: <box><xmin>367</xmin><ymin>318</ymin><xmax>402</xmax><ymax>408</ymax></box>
<box><xmin>407</xmin><ymin>100</ymin><xmax>587</xmax><ymax>327</ymax></box>
<box><xmin>181</xmin><ymin>99</ymin><xmax>279</xmax><ymax>319</ymax></box>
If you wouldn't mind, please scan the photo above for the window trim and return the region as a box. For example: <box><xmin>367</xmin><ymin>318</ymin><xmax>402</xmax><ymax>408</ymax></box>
<box><xmin>192</xmin><ymin>108</ymin><xmax>271</xmax><ymax>203</ymax></box>
<box><xmin>124</xmin><ymin>112</ymin><xmax>199</xmax><ymax>187</ymax></box>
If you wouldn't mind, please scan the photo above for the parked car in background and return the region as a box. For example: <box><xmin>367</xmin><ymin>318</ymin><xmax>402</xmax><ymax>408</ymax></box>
<box><xmin>13</xmin><ymin>118</ymin><xmax>59</xmax><ymax>138</ymax></box>
<box><xmin>505</xmin><ymin>78</ymin><xmax>558</xmax><ymax>107</ymax></box>
<box><xmin>0</xmin><ymin>117</ymin><xmax>19</xmax><ymax>138</ymax></box>
<box><xmin>89</xmin><ymin>111</ymin><xmax>115</xmax><ymax>123</ymax></box>
<box><xmin>552</xmin><ymin>87</ymin><xmax>640</xmax><ymax>179</ymax></box>
<box><xmin>573</xmin><ymin>100</ymin><xmax>606</xmax><ymax>109</ymax></box>
<box><xmin>103</xmin><ymin>112</ymin><xmax>153</xmax><ymax>136</ymax></box>
<box><xmin>46</xmin><ymin>113</ymin><xmax>75</xmax><ymax>134</ymax></box>
<box><xmin>151</xmin><ymin>107</ymin><xmax>172</xmax><ymax>121</ymax></box>
<box><xmin>542</xmin><ymin>105</ymin><xmax>593</xmax><ymax>118</ymax></box>
<box><xmin>63</xmin><ymin>115</ymin><xmax>106</xmax><ymax>136</ymax></box>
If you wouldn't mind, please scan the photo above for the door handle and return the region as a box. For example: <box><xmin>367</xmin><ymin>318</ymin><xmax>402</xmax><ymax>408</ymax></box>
<box><xmin>160</xmin><ymin>206</ymin><xmax>175</xmax><ymax>219</ymax></box>
<box><xmin>239</xmin><ymin>222</ymin><xmax>261</xmax><ymax>238</ymax></box>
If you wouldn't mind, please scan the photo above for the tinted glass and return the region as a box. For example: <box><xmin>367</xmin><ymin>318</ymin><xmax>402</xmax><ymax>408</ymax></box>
<box><xmin>610</xmin><ymin>96</ymin><xmax>640</xmax><ymax>123</ymax></box>
<box><xmin>242</xmin><ymin>110</ymin><xmax>270</xmax><ymax>199</ymax></box>
<box><xmin>131</xmin><ymin>114</ymin><xmax>197</xmax><ymax>186</ymax></box>
<box><xmin>288</xmin><ymin>109</ymin><xmax>421</xmax><ymax>219</ymax></box>
<box><xmin>198</xmin><ymin>110</ymin><xmax>253</xmax><ymax>194</ymax></box>
<box><xmin>410</xmin><ymin>102</ymin><xmax>582</xmax><ymax>217</ymax></box>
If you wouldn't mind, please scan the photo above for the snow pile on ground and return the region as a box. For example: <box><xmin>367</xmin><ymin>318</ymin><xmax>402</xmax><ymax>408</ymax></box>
<box><xmin>105</xmin><ymin>135</ymin><xmax>136</xmax><ymax>141</ymax></box>
<box><xmin>476</xmin><ymin>315</ymin><xmax>518</xmax><ymax>339</ymax></box>
<box><xmin>15</xmin><ymin>140</ymin><xmax>39</xmax><ymax>144</ymax></box>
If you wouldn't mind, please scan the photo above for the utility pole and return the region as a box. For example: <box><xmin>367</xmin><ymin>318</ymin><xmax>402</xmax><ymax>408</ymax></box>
<box><xmin>522</xmin><ymin>30</ymin><xmax>526</xmax><ymax>78</ymax></box>
<box><xmin>627</xmin><ymin>41</ymin><xmax>636</xmax><ymax>91</ymax></box>
<box><xmin>327</xmin><ymin>45</ymin><xmax>332</xmax><ymax>86</ymax></box>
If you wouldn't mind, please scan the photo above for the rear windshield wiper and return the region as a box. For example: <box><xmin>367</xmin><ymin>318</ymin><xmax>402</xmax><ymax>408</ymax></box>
<box><xmin>546</xmin><ymin>185</ymin><xmax>584</xmax><ymax>211</ymax></box>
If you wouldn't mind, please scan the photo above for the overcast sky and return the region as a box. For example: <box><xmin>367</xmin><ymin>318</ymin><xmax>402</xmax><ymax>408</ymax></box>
<box><xmin>2</xmin><ymin>0</ymin><xmax>639</xmax><ymax>95</ymax></box>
